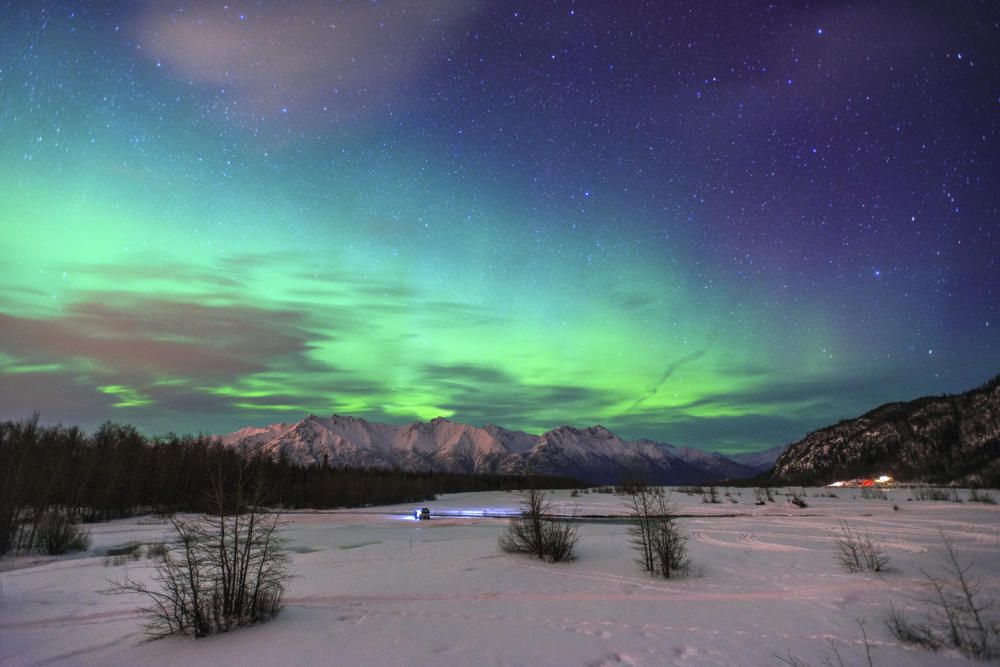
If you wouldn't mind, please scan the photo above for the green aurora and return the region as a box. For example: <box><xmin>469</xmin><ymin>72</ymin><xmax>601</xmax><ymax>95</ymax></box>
<box><xmin>2</xmin><ymin>3</ymin><xmax>997</xmax><ymax>453</ymax></box>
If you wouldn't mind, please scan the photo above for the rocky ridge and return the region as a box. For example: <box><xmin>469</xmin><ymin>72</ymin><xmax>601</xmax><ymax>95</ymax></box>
<box><xmin>770</xmin><ymin>375</ymin><xmax>1000</xmax><ymax>486</ymax></box>
<box><xmin>221</xmin><ymin>415</ymin><xmax>760</xmax><ymax>485</ymax></box>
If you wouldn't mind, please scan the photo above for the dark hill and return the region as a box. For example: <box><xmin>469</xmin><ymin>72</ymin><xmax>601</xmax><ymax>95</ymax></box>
<box><xmin>770</xmin><ymin>374</ymin><xmax>1000</xmax><ymax>486</ymax></box>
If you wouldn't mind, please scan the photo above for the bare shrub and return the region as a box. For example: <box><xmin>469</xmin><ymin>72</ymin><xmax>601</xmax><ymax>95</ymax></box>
<box><xmin>36</xmin><ymin>509</ymin><xmax>91</xmax><ymax>555</ymax></box>
<box><xmin>146</xmin><ymin>541</ymin><xmax>167</xmax><ymax>559</ymax></box>
<box><xmin>627</xmin><ymin>485</ymin><xmax>688</xmax><ymax>578</ymax></box>
<box><xmin>109</xmin><ymin>463</ymin><xmax>291</xmax><ymax>637</ymax></box>
<box><xmin>912</xmin><ymin>486</ymin><xmax>952</xmax><ymax>502</ymax></box>
<box><xmin>542</xmin><ymin>519</ymin><xmax>578</xmax><ymax>562</ymax></box>
<box><xmin>885</xmin><ymin>604</ymin><xmax>942</xmax><ymax>651</ymax></box>
<box><xmin>105</xmin><ymin>542</ymin><xmax>143</xmax><ymax>566</ymax></box>
<box><xmin>499</xmin><ymin>487</ymin><xmax>578</xmax><ymax>562</ymax></box>
<box><xmin>860</xmin><ymin>487</ymin><xmax>887</xmax><ymax>500</ymax></box>
<box><xmin>701</xmin><ymin>486</ymin><xmax>721</xmax><ymax>504</ymax></box>
<box><xmin>775</xmin><ymin>619</ymin><xmax>875</xmax><ymax>667</ymax></box>
<box><xmin>885</xmin><ymin>530</ymin><xmax>998</xmax><ymax>659</ymax></box>
<box><xmin>835</xmin><ymin>521</ymin><xmax>889</xmax><ymax>573</ymax></box>
<box><xmin>968</xmin><ymin>488</ymin><xmax>996</xmax><ymax>504</ymax></box>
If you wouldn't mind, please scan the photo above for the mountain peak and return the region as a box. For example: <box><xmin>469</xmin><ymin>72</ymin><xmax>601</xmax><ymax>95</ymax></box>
<box><xmin>220</xmin><ymin>413</ymin><xmax>756</xmax><ymax>485</ymax></box>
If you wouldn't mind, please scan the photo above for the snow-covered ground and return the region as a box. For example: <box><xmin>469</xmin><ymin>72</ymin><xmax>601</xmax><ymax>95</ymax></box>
<box><xmin>2</xmin><ymin>488</ymin><xmax>998</xmax><ymax>666</ymax></box>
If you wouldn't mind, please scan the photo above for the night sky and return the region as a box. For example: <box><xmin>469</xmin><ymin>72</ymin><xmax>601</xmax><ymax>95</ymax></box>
<box><xmin>1</xmin><ymin>1</ymin><xmax>998</xmax><ymax>454</ymax></box>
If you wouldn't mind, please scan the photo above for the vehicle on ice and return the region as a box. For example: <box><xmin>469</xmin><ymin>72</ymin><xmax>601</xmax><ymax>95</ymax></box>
<box><xmin>414</xmin><ymin>507</ymin><xmax>431</xmax><ymax>520</ymax></box>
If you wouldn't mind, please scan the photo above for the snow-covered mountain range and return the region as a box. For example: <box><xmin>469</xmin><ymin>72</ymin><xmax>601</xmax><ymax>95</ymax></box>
<box><xmin>219</xmin><ymin>415</ymin><xmax>761</xmax><ymax>485</ymax></box>
<box><xmin>724</xmin><ymin>445</ymin><xmax>787</xmax><ymax>472</ymax></box>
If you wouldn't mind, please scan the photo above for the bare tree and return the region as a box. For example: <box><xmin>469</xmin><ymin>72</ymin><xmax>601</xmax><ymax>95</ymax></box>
<box><xmin>627</xmin><ymin>484</ymin><xmax>657</xmax><ymax>573</ymax></box>
<box><xmin>701</xmin><ymin>486</ymin><xmax>721</xmax><ymax>504</ymax></box>
<box><xmin>35</xmin><ymin>508</ymin><xmax>91</xmax><ymax>555</ymax></box>
<box><xmin>885</xmin><ymin>530</ymin><xmax>998</xmax><ymax>659</ymax></box>
<box><xmin>835</xmin><ymin>521</ymin><xmax>889</xmax><ymax>573</ymax></box>
<box><xmin>627</xmin><ymin>484</ymin><xmax>688</xmax><ymax>578</ymax></box>
<box><xmin>499</xmin><ymin>487</ymin><xmax>578</xmax><ymax>562</ymax></box>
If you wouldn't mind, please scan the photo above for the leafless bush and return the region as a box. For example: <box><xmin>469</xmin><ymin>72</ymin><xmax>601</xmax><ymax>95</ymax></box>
<box><xmin>774</xmin><ymin>620</ymin><xmax>875</xmax><ymax>667</ymax></box>
<box><xmin>105</xmin><ymin>542</ymin><xmax>143</xmax><ymax>566</ymax></box>
<box><xmin>109</xmin><ymin>464</ymin><xmax>291</xmax><ymax>637</ymax></box>
<box><xmin>752</xmin><ymin>486</ymin><xmax>776</xmax><ymax>503</ymax></box>
<box><xmin>146</xmin><ymin>541</ymin><xmax>167</xmax><ymax>559</ymax></box>
<box><xmin>499</xmin><ymin>487</ymin><xmax>578</xmax><ymax>562</ymax></box>
<box><xmin>835</xmin><ymin>521</ymin><xmax>889</xmax><ymax>573</ymax></box>
<box><xmin>860</xmin><ymin>487</ymin><xmax>887</xmax><ymax>500</ymax></box>
<box><xmin>885</xmin><ymin>604</ymin><xmax>942</xmax><ymax>651</ymax></box>
<box><xmin>885</xmin><ymin>530</ymin><xmax>998</xmax><ymax>659</ymax></box>
<box><xmin>36</xmin><ymin>509</ymin><xmax>91</xmax><ymax>555</ymax></box>
<box><xmin>542</xmin><ymin>519</ymin><xmax>578</xmax><ymax>562</ymax></box>
<box><xmin>627</xmin><ymin>485</ymin><xmax>688</xmax><ymax>578</ymax></box>
<box><xmin>701</xmin><ymin>486</ymin><xmax>721</xmax><ymax>504</ymax></box>
<box><xmin>968</xmin><ymin>488</ymin><xmax>996</xmax><ymax>504</ymax></box>
<box><xmin>912</xmin><ymin>486</ymin><xmax>956</xmax><ymax>502</ymax></box>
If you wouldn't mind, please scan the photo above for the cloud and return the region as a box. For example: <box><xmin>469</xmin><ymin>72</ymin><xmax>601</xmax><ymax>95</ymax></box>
<box><xmin>420</xmin><ymin>363</ymin><xmax>513</xmax><ymax>386</ymax></box>
<box><xmin>0</xmin><ymin>369</ymin><xmax>116</xmax><ymax>426</ymax></box>
<box><xmin>610</xmin><ymin>412</ymin><xmax>812</xmax><ymax>455</ymax></box>
<box><xmin>674</xmin><ymin>368</ymin><xmax>914</xmax><ymax>418</ymax></box>
<box><xmin>624</xmin><ymin>343</ymin><xmax>715</xmax><ymax>413</ymax></box>
<box><xmin>68</xmin><ymin>261</ymin><xmax>247</xmax><ymax>292</ymax></box>
<box><xmin>411</xmin><ymin>361</ymin><xmax>620</xmax><ymax>431</ymax></box>
<box><xmin>0</xmin><ymin>276</ymin><xmax>518</xmax><ymax>434</ymax></box>
<box><xmin>132</xmin><ymin>1</ymin><xmax>483</xmax><ymax>129</ymax></box>
<box><xmin>0</xmin><ymin>297</ymin><xmax>312</xmax><ymax>378</ymax></box>
<box><xmin>605</xmin><ymin>365</ymin><xmax>934</xmax><ymax>452</ymax></box>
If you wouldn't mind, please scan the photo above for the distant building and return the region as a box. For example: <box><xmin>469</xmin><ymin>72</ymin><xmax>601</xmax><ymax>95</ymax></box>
<box><xmin>826</xmin><ymin>475</ymin><xmax>893</xmax><ymax>488</ymax></box>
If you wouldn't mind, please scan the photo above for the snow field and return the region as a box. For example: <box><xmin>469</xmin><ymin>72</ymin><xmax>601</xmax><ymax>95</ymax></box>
<box><xmin>1</xmin><ymin>488</ymin><xmax>998</xmax><ymax>665</ymax></box>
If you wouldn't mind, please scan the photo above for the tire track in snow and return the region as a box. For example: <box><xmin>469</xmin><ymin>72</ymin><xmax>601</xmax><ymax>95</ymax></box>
<box><xmin>0</xmin><ymin>608</ymin><xmax>141</xmax><ymax>631</ymax></box>
<box><xmin>691</xmin><ymin>530</ymin><xmax>810</xmax><ymax>552</ymax></box>
<box><xmin>285</xmin><ymin>576</ymin><xmax>892</xmax><ymax>607</ymax></box>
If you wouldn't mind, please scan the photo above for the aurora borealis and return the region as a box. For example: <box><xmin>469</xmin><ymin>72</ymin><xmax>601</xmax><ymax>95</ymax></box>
<box><xmin>1</xmin><ymin>2</ymin><xmax>998</xmax><ymax>453</ymax></box>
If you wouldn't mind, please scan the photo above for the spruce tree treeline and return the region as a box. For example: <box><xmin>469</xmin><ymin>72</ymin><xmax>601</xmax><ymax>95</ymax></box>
<box><xmin>0</xmin><ymin>415</ymin><xmax>579</xmax><ymax>555</ymax></box>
